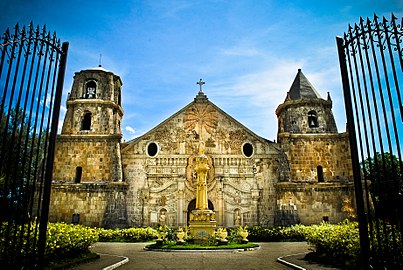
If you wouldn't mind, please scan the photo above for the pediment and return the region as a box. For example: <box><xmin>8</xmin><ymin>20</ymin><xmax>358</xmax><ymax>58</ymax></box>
<box><xmin>122</xmin><ymin>96</ymin><xmax>276</xmax><ymax>156</ymax></box>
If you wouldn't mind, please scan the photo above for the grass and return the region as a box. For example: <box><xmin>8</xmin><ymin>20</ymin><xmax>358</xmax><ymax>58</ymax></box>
<box><xmin>146</xmin><ymin>241</ymin><xmax>259</xmax><ymax>250</ymax></box>
<box><xmin>44</xmin><ymin>251</ymin><xmax>100</xmax><ymax>270</ymax></box>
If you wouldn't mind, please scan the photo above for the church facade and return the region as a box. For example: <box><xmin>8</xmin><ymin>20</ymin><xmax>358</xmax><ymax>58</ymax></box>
<box><xmin>49</xmin><ymin>67</ymin><xmax>354</xmax><ymax>228</ymax></box>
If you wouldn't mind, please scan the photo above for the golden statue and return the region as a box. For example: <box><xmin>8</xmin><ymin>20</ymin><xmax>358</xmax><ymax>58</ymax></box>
<box><xmin>195</xmin><ymin>141</ymin><xmax>209</xmax><ymax>210</ymax></box>
<box><xmin>189</xmin><ymin>140</ymin><xmax>216</xmax><ymax>241</ymax></box>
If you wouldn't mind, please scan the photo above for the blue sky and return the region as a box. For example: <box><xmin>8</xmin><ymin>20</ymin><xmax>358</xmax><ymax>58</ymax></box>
<box><xmin>1</xmin><ymin>0</ymin><xmax>401</xmax><ymax>141</ymax></box>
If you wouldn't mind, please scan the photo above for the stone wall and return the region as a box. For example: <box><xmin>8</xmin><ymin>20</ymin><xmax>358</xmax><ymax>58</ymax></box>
<box><xmin>278</xmin><ymin>132</ymin><xmax>353</xmax><ymax>181</ymax></box>
<box><xmin>53</xmin><ymin>135</ymin><xmax>122</xmax><ymax>182</ymax></box>
<box><xmin>61</xmin><ymin>100</ymin><xmax>123</xmax><ymax>136</ymax></box>
<box><xmin>49</xmin><ymin>182</ymin><xmax>128</xmax><ymax>228</ymax></box>
<box><xmin>275</xmin><ymin>181</ymin><xmax>354</xmax><ymax>225</ymax></box>
<box><xmin>276</xmin><ymin>99</ymin><xmax>338</xmax><ymax>134</ymax></box>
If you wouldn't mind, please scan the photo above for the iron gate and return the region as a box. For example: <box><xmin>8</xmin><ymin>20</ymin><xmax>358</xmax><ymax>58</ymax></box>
<box><xmin>0</xmin><ymin>23</ymin><xmax>68</xmax><ymax>269</ymax></box>
<box><xmin>337</xmin><ymin>14</ymin><xmax>403</xmax><ymax>269</ymax></box>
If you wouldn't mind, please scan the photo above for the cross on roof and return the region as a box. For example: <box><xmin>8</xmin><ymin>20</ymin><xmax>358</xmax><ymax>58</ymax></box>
<box><xmin>196</xmin><ymin>78</ymin><xmax>205</xmax><ymax>93</ymax></box>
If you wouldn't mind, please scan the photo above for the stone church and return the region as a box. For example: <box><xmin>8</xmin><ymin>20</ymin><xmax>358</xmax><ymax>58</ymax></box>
<box><xmin>49</xmin><ymin>66</ymin><xmax>354</xmax><ymax>228</ymax></box>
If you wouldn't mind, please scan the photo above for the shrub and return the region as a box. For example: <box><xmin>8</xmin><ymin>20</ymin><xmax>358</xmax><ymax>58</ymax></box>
<box><xmin>46</xmin><ymin>222</ymin><xmax>98</xmax><ymax>258</ymax></box>
<box><xmin>248</xmin><ymin>225</ymin><xmax>305</xmax><ymax>242</ymax></box>
<box><xmin>97</xmin><ymin>227</ymin><xmax>157</xmax><ymax>242</ymax></box>
<box><xmin>0</xmin><ymin>221</ymin><xmax>99</xmax><ymax>266</ymax></box>
<box><xmin>303</xmin><ymin>220</ymin><xmax>360</xmax><ymax>269</ymax></box>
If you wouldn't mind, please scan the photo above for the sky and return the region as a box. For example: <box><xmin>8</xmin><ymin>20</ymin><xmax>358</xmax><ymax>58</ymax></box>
<box><xmin>1</xmin><ymin>0</ymin><xmax>402</xmax><ymax>141</ymax></box>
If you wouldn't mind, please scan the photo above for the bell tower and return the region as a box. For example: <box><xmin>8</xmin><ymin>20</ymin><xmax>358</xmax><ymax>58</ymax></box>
<box><xmin>276</xmin><ymin>69</ymin><xmax>337</xmax><ymax>135</ymax></box>
<box><xmin>275</xmin><ymin>69</ymin><xmax>351</xmax><ymax>182</ymax></box>
<box><xmin>53</xmin><ymin>66</ymin><xmax>124</xmax><ymax>183</ymax></box>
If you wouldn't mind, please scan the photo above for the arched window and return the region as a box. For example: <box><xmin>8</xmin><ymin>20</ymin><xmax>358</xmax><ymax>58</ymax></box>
<box><xmin>81</xmin><ymin>112</ymin><xmax>92</xmax><ymax>130</ymax></box>
<box><xmin>308</xmin><ymin>110</ymin><xmax>319</xmax><ymax>128</ymax></box>
<box><xmin>84</xmin><ymin>80</ymin><xmax>97</xmax><ymax>98</ymax></box>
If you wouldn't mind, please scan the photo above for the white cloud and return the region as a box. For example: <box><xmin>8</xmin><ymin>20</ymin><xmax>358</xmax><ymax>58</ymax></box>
<box><xmin>125</xmin><ymin>125</ymin><xmax>136</xmax><ymax>135</ymax></box>
<box><xmin>204</xmin><ymin>57</ymin><xmax>348</xmax><ymax>139</ymax></box>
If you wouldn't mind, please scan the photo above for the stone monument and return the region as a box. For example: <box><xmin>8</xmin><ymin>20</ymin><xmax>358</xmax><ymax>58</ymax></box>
<box><xmin>188</xmin><ymin>141</ymin><xmax>217</xmax><ymax>241</ymax></box>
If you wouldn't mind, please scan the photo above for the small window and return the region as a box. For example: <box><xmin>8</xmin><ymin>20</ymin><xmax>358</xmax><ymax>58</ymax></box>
<box><xmin>317</xmin><ymin>165</ymin><xmax>324</xmax><ymax>182</ymax></box>
<box><xmin>84</xmin><ymin>80</ymin><xmax>97</xmax><ymax>98</ymax></box>
<box><xmin>147</xmin><ymin>142</ymin><xmax>159</xmax><ymax>157</ymax></box>
<box><xmin>81</xmin><ymin>112</ymin><xmax>92</xmax><ymax>130</ymax></box>
<box><xmin>308</xmin><ymin>110</ymin><xmax>319</xmax><ymax>128</ymax></box>
<box><xmin>242</xmin><ymin>142</ymin><xmax>254</xmax><ymax>158</ymax></box>
<box><xmin>75</xmin><ymin>167</ymin><xmax>82</xmax><ymax>183</ymax></box>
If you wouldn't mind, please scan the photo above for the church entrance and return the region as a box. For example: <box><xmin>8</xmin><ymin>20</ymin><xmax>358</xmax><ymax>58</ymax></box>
<box><xmin>187</xmin><ymin>199</ymin><xmax>214</xmax><ymax>225</ymax></box>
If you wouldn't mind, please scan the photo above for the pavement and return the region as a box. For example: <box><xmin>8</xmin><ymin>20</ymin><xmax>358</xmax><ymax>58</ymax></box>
<box><xmin>70</xmin><ymin>242</ymin><xmax>341</xmax><ymax>270</ymax></box>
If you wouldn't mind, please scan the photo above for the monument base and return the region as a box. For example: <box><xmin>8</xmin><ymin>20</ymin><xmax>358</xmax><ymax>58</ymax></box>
<box><xmin>189</xmin><ymin>209</ymin><xmax>217</xmax><ymax>242</ymax></box>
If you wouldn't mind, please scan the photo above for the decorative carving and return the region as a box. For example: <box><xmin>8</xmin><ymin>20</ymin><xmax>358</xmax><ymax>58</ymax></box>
<box><xmin>184</xmin><ymin>103</ymin><xmax>218</xmax><ymax>136</ymax></box>
<box><xmin>229</xmin><ymin>130</ymin><xmax>247</xmax><ymax>150</ymax></box>
<box><xmin>186</xmin><ymin>155</ymin><xmax>215</xmax><ymax>189</ymax></box>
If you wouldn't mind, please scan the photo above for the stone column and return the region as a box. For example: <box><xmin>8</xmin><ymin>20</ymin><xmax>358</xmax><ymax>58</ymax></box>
<box><xmin>217</xmin><ymin>180</ymin><xmax>224</xmax><ymax>226</ymax></box>
<box><xmin>251</xmin><ymin>188</ymin><xmax>260</xmax><ymax>225</ymax></box>
<box><xmin>177</xmin><ymin>179</ymin><xmax>185</xmax><ymax>227</ymax></box>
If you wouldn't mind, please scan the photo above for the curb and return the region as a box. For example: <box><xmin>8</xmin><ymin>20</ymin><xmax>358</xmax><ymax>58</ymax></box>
<box><xmin>97</xmin><ymin>253</ymin><xmax>129</xmax><ymax>270</ymax></box>
<box><xmin>277</xmin><ymin>252</ymin><xmax>308</xmax><ymax>270</ymax></box>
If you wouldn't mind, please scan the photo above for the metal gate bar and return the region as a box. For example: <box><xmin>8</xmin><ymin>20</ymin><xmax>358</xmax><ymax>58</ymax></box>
<box><xmin>0</xmin><ymin>23</ymin><xmax>68</xmax><ymax>269</ymax></box>
<box><xmin>337</xmin><ymin>14</ymin><xmax>403</xmax><ymax>269</ymax></box>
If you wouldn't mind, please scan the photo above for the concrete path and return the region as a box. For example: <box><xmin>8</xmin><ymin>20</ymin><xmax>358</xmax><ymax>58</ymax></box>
<box><xmin>70</xmin><ymin>242</ymin><xmax>340</xmax><ymax>270</ymax></box>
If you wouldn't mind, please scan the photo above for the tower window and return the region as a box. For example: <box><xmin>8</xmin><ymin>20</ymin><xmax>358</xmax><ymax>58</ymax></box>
<box><xmin>117</xmin><ymin>87</ymin><xmax>122</xmax><ymax>106</ymax></box>
<box><xmin>81</xmin><ymin>112</ymin><xmax>92</xmax><ymax>130</ymax></box>
<box><xmin>84</xmin><ymin>80</ymin><xmax>97</xmax><ymax>98</ymax></box>
<box><xmin>317</xmin><ymin>165</ymin><xmax>324</xmax><ymax>182</ymax></box>
<box><xmin>75</xmin><ymin>167</ymin><xmax>82</xmax><ymax>183</ymax></box>
<box><xmin>308</xmin><ymin>110</ymin><xmax>319</xmax><ymax>128</ymax></box>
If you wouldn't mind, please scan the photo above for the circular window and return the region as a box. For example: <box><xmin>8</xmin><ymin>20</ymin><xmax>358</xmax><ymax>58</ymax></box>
<box><xmin>147</xmin><ymin>142</ymin><xmax>159</xmax><ymax>157</ymax></box>
<box><xmin>242</xmin><ymin>142</ymin><xmax>254</xmax><ymax>158</ymax></box>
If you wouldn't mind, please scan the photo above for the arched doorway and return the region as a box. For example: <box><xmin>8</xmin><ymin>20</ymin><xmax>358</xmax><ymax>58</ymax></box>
<box><xmin>187</xmin><ymin>199</ymin><xmax>214</xmax><ymax>225</ymax></box>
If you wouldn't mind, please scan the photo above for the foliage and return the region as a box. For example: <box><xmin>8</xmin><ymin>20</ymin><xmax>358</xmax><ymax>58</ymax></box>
<box><xmin>248</xmin><ymin>224</ymin><xmax>306</xmax><ymax>242</ymax></box>
<box><xmin>44</xmin><ymin>250</ymin><xmax>99</xmax><ymax>270</ymax></box>
<box><xmin>0</xmin><ymin>221</ymin><xmax>99</xmax><ymax>266</ymax></box>
<box><xmin>303</xmin><ymin>220</ymin><xmax>360</xmax><ymax>269</ymax></box>
<box><xmin>249</xmin><ymin>220</ymin><xmax>362</xmax><ymax>268</ymax></box>
<box><xmin>362</xmin><ymin>152</ymin><xmax>403</xmax><ymax>220</ymax></box>
<box><xmin>0</xmin><ymin>105</ymin><xmax>48</xmax><ymax>223</ymax></box>
<box><xmin>45</xmin><ymin>222</ymin><xmax>98</xmax><ymax>258</ymax></box>
<box><xmin>97</xmin><ymin>227</ymin><xmax>157</xmax><ymax>242</ymax></box>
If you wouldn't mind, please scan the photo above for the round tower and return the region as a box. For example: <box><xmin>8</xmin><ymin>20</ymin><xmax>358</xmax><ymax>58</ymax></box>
<box><xmin>53</xmin><ymin>66</ymin><xmax>124</xmax><ymax>183</ymax></box>
<box><xmin>276</xmin><ymin>69</ymin><xmax>337</xmax><ymax>136</ymax></box>
<box><xmin>276</xmin><ymin>69</ymin><xmax>351</xmax><ymax>182</ymax></box>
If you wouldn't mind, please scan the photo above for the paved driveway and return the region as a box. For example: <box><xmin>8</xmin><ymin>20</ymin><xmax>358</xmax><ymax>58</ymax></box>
<box><xmin>74</xmin><ymin>242</ymin><xmax>313</xmax><ymax>270</ymax></box>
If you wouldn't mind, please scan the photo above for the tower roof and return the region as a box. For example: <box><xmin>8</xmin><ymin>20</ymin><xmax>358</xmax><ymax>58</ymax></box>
<box><xmin>85</xmin><ymin>65</ymin><xmax>111</xmax><ymax>73</ymax></box>
<box><xmin>287</xmin><ymin>69</ymin><xmax>321</xmax><ymax>100</ymax></box>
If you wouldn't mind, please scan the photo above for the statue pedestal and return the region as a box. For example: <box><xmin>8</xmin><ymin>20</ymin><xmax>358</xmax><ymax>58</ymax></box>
<box><xmin>189</xmin><ymin>209</ymin><xmax>216</xmax><ymax>243</ymax></box>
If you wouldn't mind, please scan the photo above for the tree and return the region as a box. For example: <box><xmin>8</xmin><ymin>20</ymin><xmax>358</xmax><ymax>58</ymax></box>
<box><xmin>0</xmin><ymin>104</ymin><xmax>48</xmax><ymax>222</ymax></box>
<box><xmin>362</xmin><ymin>152</ymin><xmax>403</xmax><ymax>221</ymax></box>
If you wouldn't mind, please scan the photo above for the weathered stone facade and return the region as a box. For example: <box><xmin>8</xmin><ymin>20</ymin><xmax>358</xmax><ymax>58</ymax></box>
<box><xmin>274</xmin><ymin>69</ymin><xmax>353</xmax><ymax>225</ymax></box>
<box><xmin>50</xmin><ymin>67</ymin><xmax>354</xmax><ymax>228</ymax></box>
